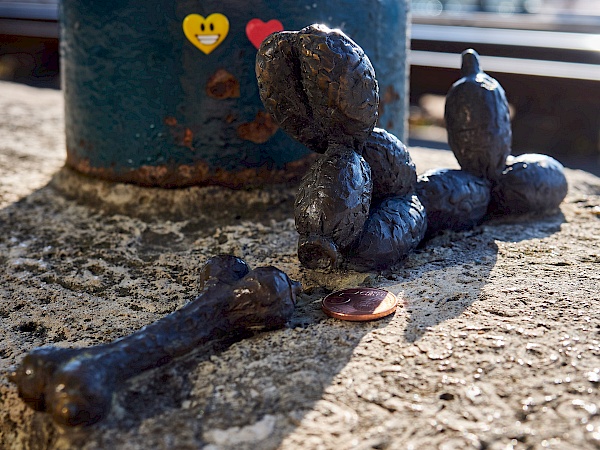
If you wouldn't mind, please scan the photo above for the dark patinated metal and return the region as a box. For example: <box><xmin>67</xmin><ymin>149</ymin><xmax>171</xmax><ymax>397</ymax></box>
<box><xmin>257</xmin><ymin>25</ymin><xmax>425</xmax><ymax>272</ymax></box>
<box><xmin>488</xmin><ymin>153</ymin><xmax>568</xmax><ymax>216</ymax></box>
<box><xmin>257</xmin><ymin>29</ymin><xmax>568</xmax><ymax>272</ymax></box>
<box><xmin>346</xmin><ymin>194</ymin><xmax>427</xmax><ymax>272</ymax></box>
<box><xmin>256</xmin><ymin>24</ymin><xmax>379</xmax><ymax>153</ymax></box>
<box><xmin>198</xmin><ymin>254</ymin><xmax>250</xmax><ymax>288</ymax></box>
<box><xmin>445</xmin><ymin>49</ymin><xmax>512</xmax><ymax>182</ymax></box>
<box><xmin>416</xmin><ymin>168</ymin><xmax>491</xmax><ymax>237</ymax></box>
<box><xmin>359</xmin><ymin>128</ymin><xmax>417</xmax><ymax>200</ymax></box>
<box><xmin>9</xmin><ymin>255</ymin><xmax>300</xmax><ymax>426</ymax></box>
<box><xmin>295</xmin><ymin>145</ymin><xmax>372</xmax><ymax>270</ymax></box>
<box><xmin>438</xmin><ymin>49</ymin><xmax>568</xmax><ymax>226</ymax></box>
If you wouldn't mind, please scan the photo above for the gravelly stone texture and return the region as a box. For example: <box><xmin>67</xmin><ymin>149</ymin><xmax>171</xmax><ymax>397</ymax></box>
<box><xmin>1</xmin><ymin>81</ymin><xmax>600</xmax><ymax>449</ymax></box>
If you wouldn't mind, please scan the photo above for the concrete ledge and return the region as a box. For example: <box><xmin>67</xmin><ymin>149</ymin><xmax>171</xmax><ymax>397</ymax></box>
<box><xmin>2</xmin><ymin>81</ymin><xmax>600</xmax><ymax>450</ymax></box>
<box><xmin>50</xmin><ymin>166</ymin><xmax>298</xmax><ymax>223</ymax></box>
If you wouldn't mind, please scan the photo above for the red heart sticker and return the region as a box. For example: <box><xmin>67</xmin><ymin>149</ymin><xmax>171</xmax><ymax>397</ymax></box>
<box><xmin>246</xmin><ymin>19</ymin><xmax>284</xmax><ymax>49</ymax></box>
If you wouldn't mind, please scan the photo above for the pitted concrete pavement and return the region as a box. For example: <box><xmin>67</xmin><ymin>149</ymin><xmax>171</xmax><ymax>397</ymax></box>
<box><xmin>1</xmin><ymin>81</ymin><xmax>599</xmax><ymax>449</ymax></box>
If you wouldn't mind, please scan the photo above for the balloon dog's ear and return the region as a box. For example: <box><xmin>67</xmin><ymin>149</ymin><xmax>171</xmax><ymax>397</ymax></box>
<box><xmin>256</xmin><ymin>24</ymin><xmax>379</xmax><ymax>154</ymax></box>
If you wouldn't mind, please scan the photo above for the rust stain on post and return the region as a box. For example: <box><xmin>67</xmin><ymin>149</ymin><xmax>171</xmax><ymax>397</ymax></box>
<box><xmin>164</xmin><ymin>117</ymin><xmax>195</xmax><ymax>149</ymax></box>
<box><xmin>66</xmin><ymin>151</ymin><xmax>317</xmax><ymax>189</ymax></box>
<box><xmin>183</xmin><ymin>128</ymin><xmax>194</xmax><ymax>148</ymax></box>
<box><xmin>206</xmin><ymin>69</ymin><xmax>241</xmax><ymax>99</ymax></box>
<box><xmin>237</xmin><ymin>111</ymin><xmax>279</xmax><ymax>144</ymax></box>
<box><xmin>378</xmin><ymin>85</ymin><xmax>400</xmax><ymax>129</ymax></box>
<box><xmin>164</xmin><ymin>116</ymin><xmax>178</xmax><ymax>126</ymax></box>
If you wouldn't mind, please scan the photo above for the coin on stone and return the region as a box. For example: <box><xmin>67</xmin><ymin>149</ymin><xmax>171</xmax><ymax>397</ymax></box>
<box><xmin>322</xmin><ymin>288</ymin><xmax>398</xmax><ymax>321</ymax></box>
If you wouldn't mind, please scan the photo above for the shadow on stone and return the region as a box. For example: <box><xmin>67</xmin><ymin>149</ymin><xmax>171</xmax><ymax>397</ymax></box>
<box><xmin>0</xmin><ymin>166</ymin><xmax>574</xmax><ymax>449</ymax></box>
<box><xmin>0</xmin><ymin>178</ymin><xmax>381</xmax><ymax>449</ymax></box>
<box><xmin>399</xmin><ymin>210</ymin><xmax>566</xmax><ymax>343</ymax></box>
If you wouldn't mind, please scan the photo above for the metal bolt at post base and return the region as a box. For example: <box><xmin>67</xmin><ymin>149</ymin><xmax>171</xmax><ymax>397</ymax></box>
<box><xmin>60</xmin><ymin>0</ymin><xmax>410</xmax><ymax>188</ymax></box>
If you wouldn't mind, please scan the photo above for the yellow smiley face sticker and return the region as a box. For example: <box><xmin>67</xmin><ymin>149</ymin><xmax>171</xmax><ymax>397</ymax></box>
<box><xmin>183</xmin><ymin>13</ymin><xmax>229</xmax><ymax>55</ymax></box>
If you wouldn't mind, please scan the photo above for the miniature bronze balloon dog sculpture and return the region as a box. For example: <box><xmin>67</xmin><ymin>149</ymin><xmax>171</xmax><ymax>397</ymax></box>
<box><xmin>256</xmin><ymin>24</ymin><xmax>426</xmax><ymax>272</ymax></box>
<box><xmin>9</xmin><ymin>256</ymin><xmax>300</xmax><ymax>426</ymax></box>
<box><xmin>257</xmin><ymin>27</ymin><xmax>567</xmax><ymax>271</ymax></box>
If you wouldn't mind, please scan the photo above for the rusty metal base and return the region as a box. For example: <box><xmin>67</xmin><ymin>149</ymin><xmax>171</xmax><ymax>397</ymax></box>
<box><xmin>65</xmin><ymin>152</ymin><xmax>317</xmax><ymax>189</ymax></box>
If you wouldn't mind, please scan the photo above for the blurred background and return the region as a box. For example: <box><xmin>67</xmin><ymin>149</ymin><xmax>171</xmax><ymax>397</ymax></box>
<box><xmin>1</xmin><ymin>0</ymin><xmax>599</xmax><ymax>173</ymax></box>
<box><xmin>409</xmin><ymin>0</ymin><xmax>600</xmax><ymax>174</ymax></box>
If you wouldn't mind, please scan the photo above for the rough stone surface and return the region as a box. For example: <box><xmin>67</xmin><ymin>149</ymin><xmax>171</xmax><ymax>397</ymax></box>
<box><xmin>1</xmin><ymin>81</ymin><xmax>600</xmax><ymax>449</ymax></box>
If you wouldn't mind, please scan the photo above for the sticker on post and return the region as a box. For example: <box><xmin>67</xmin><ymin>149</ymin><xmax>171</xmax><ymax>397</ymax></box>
<box><xmin>183</xmin><ymin>13</ymin><xmax>229</xmax><ymax>54</ymax></box>
<box><xmin>246</xmin><ymin>19</ymin><xmax>284</xmax><ymax>49</ymax></box>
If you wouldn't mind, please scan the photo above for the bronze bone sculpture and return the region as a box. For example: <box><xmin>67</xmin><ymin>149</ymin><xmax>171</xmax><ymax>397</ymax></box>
<box><xmin>9</xmin><ymin>256</ymin><xmax>300</xmax><ymax>426</ymax></box>
<box><xmin>257</xmin><ymin>28</ymin><xmax>567</xmax><ymax>271</ymax></box>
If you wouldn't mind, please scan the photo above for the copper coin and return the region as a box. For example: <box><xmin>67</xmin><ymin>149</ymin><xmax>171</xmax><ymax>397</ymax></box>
<box><xmin>322</xmin><ymin>288</ymin><xmax>398</xmax><ymax>321</ymax></box>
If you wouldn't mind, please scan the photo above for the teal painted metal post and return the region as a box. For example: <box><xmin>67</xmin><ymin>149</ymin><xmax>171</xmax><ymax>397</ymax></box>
<box><xmin>60</xmin><ymin>0</ymin><xmax>410</xmax><ymax>188</ymax></box>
